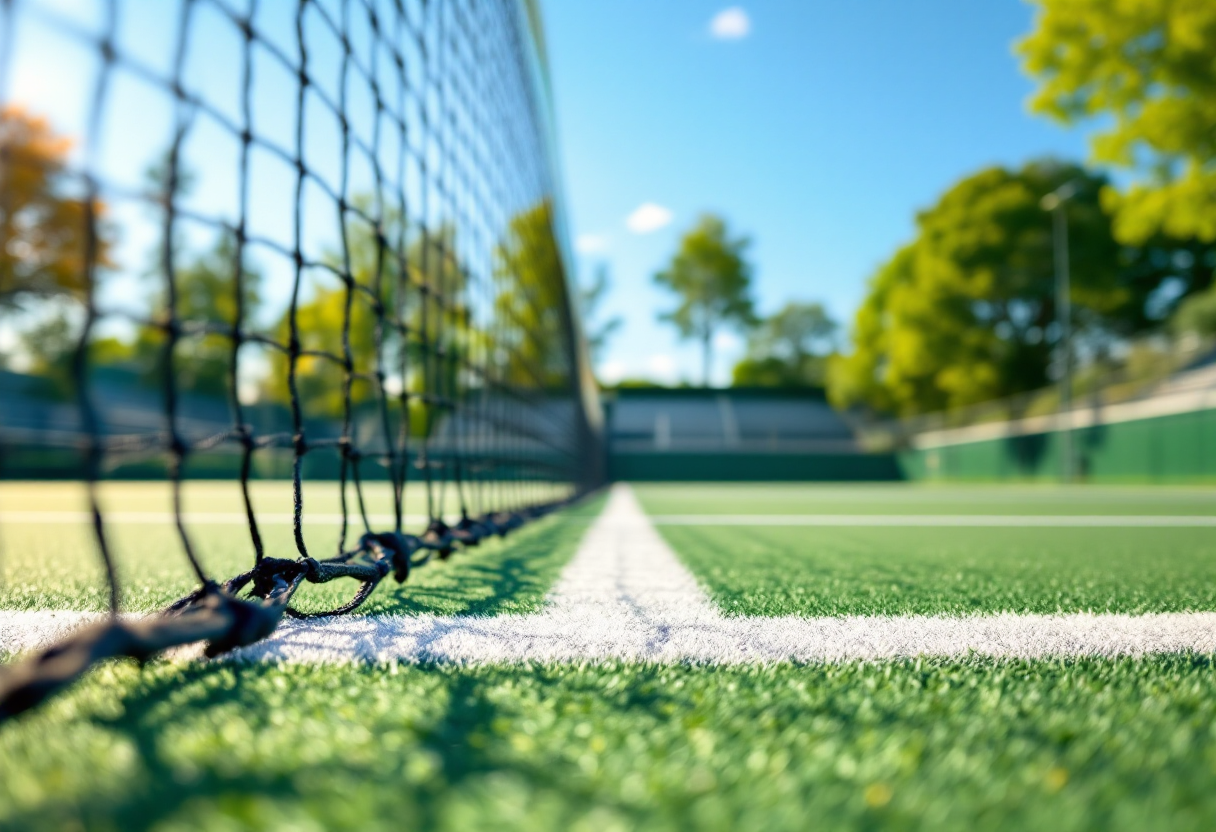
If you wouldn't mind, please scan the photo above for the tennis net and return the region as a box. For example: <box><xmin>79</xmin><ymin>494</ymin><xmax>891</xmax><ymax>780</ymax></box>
<box><xmin>0</xmin><ymin>0</ymin><xmax>602</xmax><ymax>719</ymax></box>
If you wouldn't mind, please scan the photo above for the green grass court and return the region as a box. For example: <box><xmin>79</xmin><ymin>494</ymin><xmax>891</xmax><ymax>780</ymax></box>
<box><xmin>637</xmin><ymin>484</ymin><xmax>1216</xmax><ymax>617</ymax></box>
<box><xmin>0</xmin><ymin>482</ymin><xmax>590</xmax><ymax>615</ymax></box>
<box><xmin>4</xmin><ymin>482</ymin><xmax>1216</xmax><ymax>830</ymax></box>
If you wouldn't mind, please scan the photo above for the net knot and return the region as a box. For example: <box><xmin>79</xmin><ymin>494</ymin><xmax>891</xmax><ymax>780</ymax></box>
<box><xmin>359</xmin><ymin>531</ymin><xmax>421</xmax><ymax>583</ymax></box>
<box><xmin>235</xmin><ymin>424</ymin><xmax>255</xmax><ymax>449</ymax></box>
<box><xmin>487</xmin><ymin>511</ymin><xmax>524</xmax><ymax>536</ymax></box>
<box><xmin>248</xmin><ymin>557</ymin><xmax>310</xmax><ymax>599</ymax></box>
<box><xmin>166</xmin><ymin>582</ymin><xmax>288</xmax><ymax>657</ymax></box>
<box><xmin>200</xmin><ymin>591</ymin><xmax>286</xmax><ymax>658</ymax></box>
<box><xmin>422</xmin><ymin>519</ymin><xmax>455</xmax><ymax>559</ymax></box>
<box><xmin>451</xmin><ymin>511</ymin><xmax>488</xmax><ymax>547</ymax></box>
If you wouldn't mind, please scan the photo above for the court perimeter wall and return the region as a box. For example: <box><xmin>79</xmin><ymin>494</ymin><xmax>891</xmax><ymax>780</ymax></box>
<box><xmin>899</xmin><ymin>402</ymin><xmax>1216</xmax><ymax>483</ymax></box>
<box><xmin>609</xmin><ymin>451</ymin><xmax>902</xmax><ymax>481</ymax></box>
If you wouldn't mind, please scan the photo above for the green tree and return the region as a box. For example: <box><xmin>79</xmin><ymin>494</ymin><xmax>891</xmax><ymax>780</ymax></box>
<box><xmin>493</xmin><ymin>201</ymin><xmax>574</xmax><ymax>390</ymax></box>
<box><xmin>16</xmin><ymin>311</ymin><xmax>132</xmax><ymax>398</ymax></box>
<box><xmin>608</xmin><ymin>378</ymin><xmax>668</xmax><ymax>390</ymax></box>
<box><xmin>654</xmin><ymin>214</ymin><xmax>756</xmax><ymax>386</ymax></box>
<box><xmin>264</xmin><ymin>210</ymin><xmax>459</xmax><ymax>430</ymax></box>
<box><xmin>11</xmin><ymin>232</ymin><xmax>257</xmax><ymax>401</ymax></box>
<box><xmin>1172</xmin><ymin>285</ymin><xmax>1216</xmax><ymax>337</ymax></box>
<box><xmin>132</xmin><ymin>232</ymin><xmax>263</xmax><ymax>400</ymax></box>
<box><xmin>828</xmin><ymin>161</ymin><xmax>1153</xmax><ymax>416</ymax></box>
<box><xmin>732</xmin><ymin>301</ymin><xmax>838</xmax><ymax>388</ymax></box>
<box><xmin>1019</xmin><ymin>0</ymin><xmax>1216</xmax><ymax>244</ymax></box>
<box><xmin>265</xmin><ymin>281</ymin><xmax>380</xmax><ymax>418</ymax></box>
<box><xmin>826</xmin><ymin>248</ymin><xmax>908</xmax><ymax>415</ymax></box>
<box><xmin>578</xmin><ymin>263</ymin><xmax>622</xmax><ymax>365</ymax></box>
<box><xmin>17</xmin><ymin>313</ymin><xmax>77</xmax><ymax>395</ymax></box>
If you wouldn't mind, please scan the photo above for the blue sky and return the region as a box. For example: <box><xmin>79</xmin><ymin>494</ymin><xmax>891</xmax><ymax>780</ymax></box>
<box><xmin>1</xmin><ymin>0</ymin><xmax>1096</xmax><ymax>392</ymax></box>
<box><xmin>543</xmin><ymin>1</ymin><xmax>1094</xmax><ymax>385</ymax></box>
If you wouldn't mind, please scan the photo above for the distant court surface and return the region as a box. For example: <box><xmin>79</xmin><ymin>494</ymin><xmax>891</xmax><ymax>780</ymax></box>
<box><xmin>631</xmin><ymin>482</ymin><xmax>1216</xmax><ymax>515</ymax></box>
<box><xmin>5</xmin><ymin>481</ymin><xmax>1216</xmax><ymax>626</ymax></box>
<box><xmin>633</xmin><ymin>483</ymin><xmax>1216</xmax><ymax>618</ymax></box>
<box><xmin>0</xmin><ymin>482</ymin><xmax>601</xmax><ymax>615</ymax></box>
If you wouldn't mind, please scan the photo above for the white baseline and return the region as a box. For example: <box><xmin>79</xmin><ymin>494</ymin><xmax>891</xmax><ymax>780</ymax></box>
<box><xmin>0</xmin><ymin>512</ymin><xmax>437</xmax><ymax>526</ymax></box>
<box><xmin>3</xmin><ymin>484</ymin><xmax>1216</xmax><ymax>663</ymax></box>
<box><xmin>5</xmin><ymin>511</ymin><xmax>1214</xmax><ymax>528</ymax></box>
<box><xmin>648</xmin><ymin>514</ymin><xmax>1216</xmax><ymax>527</ymax></box>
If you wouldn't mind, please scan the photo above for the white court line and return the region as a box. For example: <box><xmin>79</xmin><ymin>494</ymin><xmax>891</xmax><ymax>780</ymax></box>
<box><xmin>648</xmin><ymin>514</ymin><xmax>1216</xmax><ymax>527</ymax></box>
<box><xmin>0</xmin><ymin>512</ymin><xmax>434</xmax><ymax>526</ymax></box>
<box><xmin>4</xmin><ymin>484</ymin><xmax>1216</xmax><ymax>663</ymax></box>
<box><xmin>7</xmin><ymin>511</ymin><xmax>1215</xmax><ymax>528</ymax></box>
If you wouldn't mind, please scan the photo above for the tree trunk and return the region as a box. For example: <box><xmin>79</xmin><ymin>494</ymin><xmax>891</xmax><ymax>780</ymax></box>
<box><xmin>702</xmin><ymin>331</ymin><xmax>712</xmax><ymax>388</ymax></box>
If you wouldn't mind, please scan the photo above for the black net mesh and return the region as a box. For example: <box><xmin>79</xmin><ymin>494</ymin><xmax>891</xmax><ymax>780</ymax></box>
<box><xmin>0</xmin><ymin>0</ymin><xmax>601</xmax><ymax>718</ymax></box>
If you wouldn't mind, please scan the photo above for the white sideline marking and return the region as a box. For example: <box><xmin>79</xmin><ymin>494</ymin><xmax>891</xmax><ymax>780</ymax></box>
<box><xmin>0</xmin><ymin>512</ymin><xmax>433</xmax><ymax>526</ymax></box>
<box><xmin>8</xmin><ymin>511</ymin><xmax>1216</xmax><ymax>528</ymax></box>
<box><xmin>4</xmin><ymin>484</ymin><xmax>1216</xmax><ymax>663</ymax></box>
<box><xmin>648</xmin><ymin>514</ymin><xmax>1216</xmax><ymax>527</ymax></box>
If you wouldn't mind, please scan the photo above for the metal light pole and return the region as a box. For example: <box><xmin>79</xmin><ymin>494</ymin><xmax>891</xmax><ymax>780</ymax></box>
<box><xmin>1041</xmin><ymin>181</ymin><xmax>1079</xmax><ymax>483</ymax></box>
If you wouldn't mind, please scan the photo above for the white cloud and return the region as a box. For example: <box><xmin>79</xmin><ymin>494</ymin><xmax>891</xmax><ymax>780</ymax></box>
<box><xmin>713</xmin><ymin>331</ymin><xmax>742</xmax><ymax>350</ymax></box>
<box><xmin>598</xmin><ymin>359</ymin><xmax>627</xmax><ymax>384</ymax></box>
<box><xmin>575</xmin><ymin>233</ymin><xmax>610</xmax><ymax>255</ymax></box>
<box><xmin>648</xmin><ymin>354</ymin><xmax>678</xmax><ymax>383</ymax></box>
<box><xmin>626</xmin><ymin>202</ymin><xmax>673</xmax><ymax>234</ymax></box>
<box><xmin>709</xmin><ymin>7</ymin><xmax>750</xmax><ymax>40</ymax></box>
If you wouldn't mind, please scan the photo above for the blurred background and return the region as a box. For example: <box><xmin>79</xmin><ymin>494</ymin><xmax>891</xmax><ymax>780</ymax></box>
<box><xmin>549</xmin><ymin>0</ymin><xmax>1216</xmax><ymax>483</ymax></box>
<box><xmin>3</xmin><ymin>0</ymin><xmax>1215</xmax><ymax>485</ymax></box>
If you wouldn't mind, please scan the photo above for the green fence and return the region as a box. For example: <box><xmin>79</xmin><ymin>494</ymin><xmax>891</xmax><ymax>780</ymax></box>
<box><xmin>900</xmin><ymin>406</ymin><xmax>1216</xmax><ymax>483</ymax></box>
<box><xmin>609</xmin><ymin>451</ymin><xmax>902</xmax><ymax>482</ymax></box>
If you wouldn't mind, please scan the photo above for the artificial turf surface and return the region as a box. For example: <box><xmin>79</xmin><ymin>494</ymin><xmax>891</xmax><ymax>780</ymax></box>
<box><xmin>654</xmin><ymin>525</ymin><xmax>1216</xmax><ymax>617</ymax></box>
<box><xmin>5</xmin><ymin>481</ymin><xmax>1216</xmax><ymax>830</ymax></box>
<box><xmin>634</xmin><ymin>483</ymin><xmax>1216</xmax><ymax>617</ymax></box>
<box><xmin>631</xmin><ymin>482</ymin><xmax>1216</xmax><ymax>516</ymax></box>
<box><xmin>0</xmin><ymin>483</ymin><xmax>599</xmax><ymax>614</ymax></box>
<box><xmin>4</xmin><ymin>657</ymin><xmax>1216</xmax><ymax>831</ymax></box>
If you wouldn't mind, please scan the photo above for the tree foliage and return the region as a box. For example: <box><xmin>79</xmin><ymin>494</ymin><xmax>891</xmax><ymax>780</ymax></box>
<box><xmin>654</xmin><ymin>214</ymin><xmax>755</xmax><ymax>386</ymax></box>
<box><xmin>17</xmin><ymin>312</ymin><xmax>75</xmax><ymax>379</ymax></box>
<box><xmin>1019</xmin><ymin>0</ymin><xmax>1216</xmax><ymax>243</ymax></box>
<box><xmin>132</xmin><ymin>233</ymin><xmax>263</xmax><ymax>400</ymax></box>
<box><xmin>827</xmin><ymin>160</ymin><xmax>1206</xmax><ymax>417</ymax></box>
<box><xmin>265</xmin><ymin>211</ymin><xmax>462</xmax><ymax>428</ymax></box>
<box><xmin>578</xmin><ymin>263</ymin><xmax>622</xmax><ymax>365</ymax></box>
<box><xmin>493</xmin><ymin>200</ymin><xmax>573</xmax><ymax>390</ymax></box>
<box><xmin>266</xmin><ymin>280</ymin><xmax>377</xmax><ymax>419</ymax></box>
<box><xmin>732</xmin><ymin>301</ymin><xmax>837</xmax><ymax>388</ymax></box>
<box><xmin>12</xmin><ymin>233</ymin><xmax>259</xmax><ymax>400</ymax></box>
<box><xmin>0</xmin><ymin>106</ymin><xmax>112</xmax><ymax>306</ymax></box>
<box><xmin>262</xmin><ymin>201</ymin><xmax>577</xmax><ymax>442</ymax></box>
<box><xmin>1172</xmin><ymin>284</ymin><xmax>1216</xmax><ymax>337</ymax></box>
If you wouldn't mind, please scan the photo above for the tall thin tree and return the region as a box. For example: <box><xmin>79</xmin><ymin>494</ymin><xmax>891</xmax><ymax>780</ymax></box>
<box><xmin>654</xmin><ymin>214</ymin><xmax>756</xmax><ymax>386</ymax></box>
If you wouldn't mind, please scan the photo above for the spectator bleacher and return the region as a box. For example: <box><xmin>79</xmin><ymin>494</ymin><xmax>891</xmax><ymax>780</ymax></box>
<box><xmin>603</xmin><ymin>387</ymin><xmax>899</xmax><ymax>480</ymax></box>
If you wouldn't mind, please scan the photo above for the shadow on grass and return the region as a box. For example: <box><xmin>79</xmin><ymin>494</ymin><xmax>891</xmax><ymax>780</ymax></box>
<box><xmin>284</xmin><ymin>498</ymin><xmax>603</xmax><ymax>618</ymax></box>
<box><xmin>1</xmin><ymin>658</ymin><xmax>689</xmax><ymax>831</ymax></box>
<box><xmin>403</xmin><ymin>520</ymin><xmax>578</xmax><ymax>617</ymax></box>
<box><xmin>1</xmin><ymin>664</ymin><xmax>306</xmax><ymax>831</ymax></box>
<box><xmin>9</xmin><ymin>651</ymin><xmax>1216</xmax><ymax>830</ymax></box>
